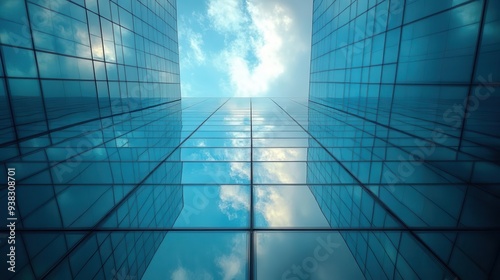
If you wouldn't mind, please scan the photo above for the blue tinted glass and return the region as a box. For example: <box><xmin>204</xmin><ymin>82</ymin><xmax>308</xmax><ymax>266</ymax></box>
<box><xmin>41</xmin><ymin>80</ymin><xmax>99</xmax><ymax>129</ymax></box>
<box><xmin>144</xmin><ymin>232</ymin><xmax>249</xmax><ymax>280</ymax></box>
<box><xmin>174</xmin><ymin>185</ymin><xmax>250</xmax><ymax>228</ymax></box>
<box><xmin>404</xmin><ymin>0</ymin><xmax>472</xmax><ymax>23</ymax></box>
<box><xmin>2</xmin><ymin>46</ymin><xmax>37</xmax><ymax>77</ymax></box>
<box><xmin>0</xmin><ymin>0</ymin><xmax>27</xmax><ymax>23</ymax></box>
<box><xmin>0</xmin><ymin>0</ymin><xmax>498</xmax><ymax>279</ymax></box>
<box><xmin>180</xmin><ymin>148</ymin><xmax>250</xmax><ymax>161</ymax></box>
<box><xmin>475</xmin><ymin>0</ymin><xmax>500</xmax><ymax>82</ymax></box>
<box><xmin>0</xmin><ymin>19</ymin><xmax>33</xmax><ymax>47</ymax></box>
<box><xmin>37</xmin><ymin>52</ymin><xmax>94</xmax><ymax>79</ymax></box>
<box><xmin>0</xmin><ymin>79</ymin><xmax>15</xmax><ymax>145</ymax></box>
<box><xmin>398</xmin><ymin>2</ymin><xmax>481</xmax><ymax>83</ymax></box>
<box><xmin>254</xmin><ymin>186</ymin><xmax>330</xmax><ymax>228</ymax></box>
<box><xmin>256</xmin><ymin>232</ymin><xmax>365</xmax><ymax>280</ymax></box>
<box><xmin>29</xmin><ymin>3</ymin><xmax>91</xmax><ymax>58</ymax></box>
<box><xmin>8</xmin><ymin>78</ymin><xmax>48</xmax><ymax>136</ymax></box>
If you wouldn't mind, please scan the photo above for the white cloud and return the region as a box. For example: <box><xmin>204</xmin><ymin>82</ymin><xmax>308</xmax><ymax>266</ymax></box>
<box><xmin>254</xmin><ymin>148</ymin><xmax>303</xmax><ymax>161</ymax></box>
<box><xmin>216</xmin><ymin>234</ymin><xmax>246</xmax><ymax>280</ymax></box>
<box><xmin>255</xmin><ymin>184</ymin><xmax>330</xmax><ymax>228</ymax></box>
<box><xmin>218</xmin><ymin>185</ymin><xmax>249</xmax><ymax>220</ymax></box>
<box><xmin>256</xmin><ymin>161</ymin><xmax>306</xmax><ymax>184</ymax></box>
<box><xmin>170</xmin><ymin>266</ymin><xmax>214</xmax><ymax>280</ymax></box>
<box><xmin>255</xmin><ymin>186</ymin><xmax>293</xmax><ymax>226</ymax></box>
<box><xmin>178</xmin><ymin>23</ymin><xmax>206</xmax><ymax>67</ymax></box>
<box><xmin>176</xmin><ymin>0</ymin><xmax>312</xmax><ymax>97</ymax></box>
<box><xmin>171</xmin><ymin>267</ymin><xmax>188</xmax><ymax>280</ymax></box>
<box><xmin>207</xmin><ymin>0</ymin><xmax>248</xmax><ymax>33</ymax></box>
<box><xmin>253</xmin><ymin>149</ymin><xmax>307</xmax><ymax>228</ymax></box>
<box><xmin>189</xmin><ymin>32</ymin><xmax>206</xmax><ymax>64</ymax></box>
<box><xmin>217</xmin><ymin>255</ymin><xmax>242</xmax><ymax>280</ymax></box>
<box><xmin>229</xmin><ymin>162</ymin><xmax>250</xmax><ymax>183</ymax></box>
<box><xmin>196</xmin><ymin>140</ymin><xmax>207</xmax><ymax>147</ymax></box>
<box><xmin>181</xmin><ymin>82</ymin><xmax>193</xmax><ymax>97</ymax></box>
<box><xmin>206</xmin><ymin>0</ymin><xmax>310</xmax><ymax>97</ymax></box>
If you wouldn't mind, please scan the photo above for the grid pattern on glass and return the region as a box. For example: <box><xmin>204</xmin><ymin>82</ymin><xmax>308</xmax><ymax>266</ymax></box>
<box><xmin>308</xmin><ymin>0</ymin><xmax>500</xmax><ymax>279</ymax></box>
<box><xmin>0</xmin><ymin>0</ymin><xmax>181</xmax><ymax>153</ymax></box>
<box><xmin>309</xmin><ymin>0</ymin><xmax>500</xmax><ymax>161</ymax></box>
<box><xmin>2</xmin><ymin>97</ymin><xmax>483</xmax><ymax>280</ymax></box>
<box><xmin>0</xmin><ymin>0</ymin><xmax>498</xmax><ymax>279</ymax></box>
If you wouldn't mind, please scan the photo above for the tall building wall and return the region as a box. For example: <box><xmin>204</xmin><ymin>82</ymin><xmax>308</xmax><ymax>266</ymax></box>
<box><xmin>0</xmin><ymin>102</ymin><xmax>185</xmax><ymax>279</ymax></box>
<box><xmin>0</xmin><ymin>0</ymin><xmax>183</xmax><ymax>279</ymax></box>
<box><xmin>0</xmin><ymin>0</ymin><xmax>498</xmax><ymax>279</ymax></box>
<box><xmin>308</xmin><ymin>0</ymin><xmax>500</xmax><ymax>279</ymax></box>
<box><xmin>0</xmin><ymin>0</ymin><xmax>181</xmax><ymax>159</ymax></box>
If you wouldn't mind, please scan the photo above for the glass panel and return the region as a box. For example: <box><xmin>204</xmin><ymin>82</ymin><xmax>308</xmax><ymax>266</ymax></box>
<box><xmin>253</xmin><ymin>138</ymin><xmax>311</xmax><ymax>147</ymax></box>
<box><xmin>144</xmin><ymin>162</ymin><xmax>251</xmax><ymax>185</ymax></box>
<box><xmin>190</xmin><ymin>131</ymin><xmax>250</xmax><ymax>138</ymax></box>
<box><xmin>8</xmin><ymin>78</ymin><xmax>48</xmax><ymax>137</ymax></box>
<box><xmin>254</xmin><ymin>148</ymin><xmax>308</xmax><ymax>161</ymax></box>
<box><xmin>253</xmin><ymin>162</ymin><xmax>308</xmax><ymax>184</ymax></box>
<box><xmin>174</xmin><ymin>185</ymin><xmax>250</xmax><ymax>228</ymax></box>
<box><xmin>0</xmin><ymin>80</ymin><xmax>15</xmax><ymax>145</ymax></box>
<box><xmin>29</xmin><ymin>2</ymin><xmax>91</xmax><ymax>58</ymax></box>
<box><xmin>253</xmin><ymin>131</ymin><xmax>309</xmax><ymax>138</ymax></box>
<box><xmin>254</xmin><ymin>185</ymin><xmax>329</xmax><ymax>228</ymax></box>
<box><xmin>475</xmin><ymin>0</ymin><xmax>500</xmax><ymax>82</ymax></box>
<box><xmin>0</xmin><ymin>0</ymin><xmax>498</xmax><ymax>277</ymax></box>
<box><xmin>144</xmin><ymin>232</ymin><xmax>249</xmax><ymax>280</ymax></box>
<box><xmin>100</xmin><ymin>184</ymin><xmax>181</xmax><ymax>228</ymax></box>
<box><xmin>255</xmin><ymin>231</ymin><xmax>365</xmax><ymax>280</ymax></box>
<box><xmin>398</xmin><ymin>2</ymin><xmax>482</xmax><ymax>83</ymax></box>
<box><xmin>180</xmin><ymin>148</ymin><xmax>250</xmax><ymax>161</ymax></box>
<box><xmin>37</xmin><ymin>52</ymin><xmax>94</xmax><ymax>79</ymax></box>
<box><xmin>2</xmin><ymin>46</ymin><xmax>37</xmax><ymax>77</ymax></box>
<box><xmin>0</xmin><ymin>0</ymin><xmax>27</xmax><ymax>23</ymax></box>
<box><xmin>0</xmin><ymin>1</ymin><xmax>32</xmax><ymax>47</ymax></box>
<box><xmin>182</xmin><ymin>138</ymin><xmax>251</xmax><ymax>147</ymax></box>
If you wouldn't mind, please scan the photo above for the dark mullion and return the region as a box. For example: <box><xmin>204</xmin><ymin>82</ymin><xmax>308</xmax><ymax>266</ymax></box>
<box><xmin>249</xmin><ymin>97</ymin><xmax>255</xmax><ymax>280</ymax></box>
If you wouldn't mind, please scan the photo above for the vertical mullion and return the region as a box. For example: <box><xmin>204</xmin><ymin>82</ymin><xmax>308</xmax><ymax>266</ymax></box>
<box><xmin>249</xmin><ymin>97</ymin><xmax>254</xmax><ymax>280</ymax></box>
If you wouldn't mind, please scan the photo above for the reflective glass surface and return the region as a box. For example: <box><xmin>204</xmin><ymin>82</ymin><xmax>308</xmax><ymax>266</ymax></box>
<box><xmin>0</xmin><ymin>0</ymin><xmax>499</xmax><ymax>279</ymax></box>
<box><xmin>3</xmin><ymin>96</ymin><xmax>498</xmax><ymax>279</ymax></box>
<box><xmin>308</xmin><ymin>0</ymin><xmax>500</xmax><ymax>279</ymax></box>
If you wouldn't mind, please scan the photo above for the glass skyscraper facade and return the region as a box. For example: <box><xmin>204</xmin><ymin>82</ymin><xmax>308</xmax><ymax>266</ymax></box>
<box><xmin>1</xmin><ymin>0</ymin><xmax>184</xmax><ymax>279</ymax></box>
<box><xmin>308</xmin><ymin>0</ymin><xmax>500</xmax><ymax>279</ymax></box>
<box><xmin>0</xmin><ymin>0</ymin><xmax>499</xmax><ymax>280</ymax></box>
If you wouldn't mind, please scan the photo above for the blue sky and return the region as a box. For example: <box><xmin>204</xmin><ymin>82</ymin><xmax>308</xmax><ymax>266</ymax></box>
<box><xmin>177</xmin><ymin>0</ymin><xmax>313</xmax><ymax>97</ymax></box>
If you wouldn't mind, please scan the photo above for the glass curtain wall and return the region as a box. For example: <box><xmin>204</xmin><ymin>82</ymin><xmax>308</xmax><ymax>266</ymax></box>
<box><xmin>308</xmin><ymin>0</ymin><xmax>500</xmax><ymax>279</ymax></box>
<box><xmin>0</xmin><ymin>0</ymin><xmax>499</xmax><ymax>279</ymax></box>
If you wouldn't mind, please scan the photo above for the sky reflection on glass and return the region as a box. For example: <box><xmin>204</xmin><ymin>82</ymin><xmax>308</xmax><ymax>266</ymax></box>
<box><xmin>253</xmin><ymin>162</ymin><xmax>307</xmax><ymax>184</ymax></box>
<box><xmin>181</xmin><ymin>162</ymin><xmax>251</xmax><ymax>184</ymax></box>
<box><xmin>254</xmin><ymin>185</ymin><xmax>329</xmax><ymax>228</ymax></box>
<box><xmin>144</xmin><ymin>232</ymin><xmax>248</xmax><ymax>280</ymax></box>
<box><xmin>256</xmin><ymin>232</ymin><xmax>365</xmax><ymax>280</ymax></box>
<box><xmin>175</xmin><ymin>185</ymin><xmax>250</xmax><ymax>228</ymax></box>
<box><xmin>182</xmin><ymin>138</ymin><xmax>251</xmax><ymax>148</ymax></box>
<box><xmin>180</xmin><ymin>148</ymin><xmax>250</xmax><ymax>161</ymax></box>
<box><xmin>0</xmin><ymin>0</ymin><xmax>495</xmax><ymax>276</ymax></box>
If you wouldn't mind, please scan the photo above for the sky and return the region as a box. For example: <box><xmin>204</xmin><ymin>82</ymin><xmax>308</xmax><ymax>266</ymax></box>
<box><xmin>176</xmin><ymin>0</ymin><xmax>313</xmax><ymax>98</ymax></box>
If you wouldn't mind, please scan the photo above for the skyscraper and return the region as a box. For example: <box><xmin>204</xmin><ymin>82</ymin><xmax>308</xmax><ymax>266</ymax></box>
<box><xmin>308</xmin><ymin>0</ymin><xmax>500</xmax><ymax>279</ymax></box>
<box><xmin>1</xmin><ymin>0</ymin><xmax>184</xmax><ymax>278</ymax></box>
<box><xmin>0</xmin><ymin>0</ymin><xmax>499</xmax><ymax>280</ymax></box>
